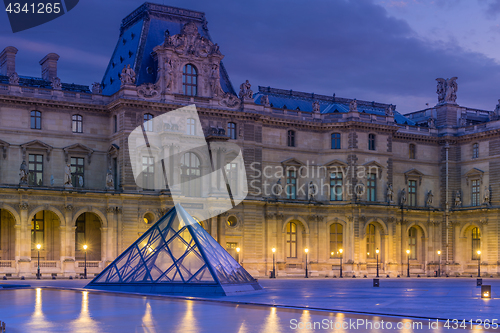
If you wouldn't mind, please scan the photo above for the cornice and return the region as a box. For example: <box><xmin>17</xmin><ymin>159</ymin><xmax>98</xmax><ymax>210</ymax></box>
<box><xmin>0</xmin><ymin>94</ymin><xmax>107</xmax><ymax>113</ymax></box>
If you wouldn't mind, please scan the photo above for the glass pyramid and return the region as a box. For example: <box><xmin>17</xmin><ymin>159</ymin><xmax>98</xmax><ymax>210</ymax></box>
<box><xmin>86</xmin><ymin>204</ymin><xmax>262</xmax><ymax>296</ymax></box>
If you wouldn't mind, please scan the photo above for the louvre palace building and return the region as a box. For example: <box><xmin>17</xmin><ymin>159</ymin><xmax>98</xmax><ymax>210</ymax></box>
<box><xmin>0</xmin><ymin>2</ymin><xmax>499</xmax><ymax>279</ymax></box>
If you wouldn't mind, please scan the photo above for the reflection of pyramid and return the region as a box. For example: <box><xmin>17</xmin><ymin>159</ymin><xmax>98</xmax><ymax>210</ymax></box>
<box><xmin>86</xmin><ymin>204</ymin><xmax>262</xmax><ymax>296</ymax></box>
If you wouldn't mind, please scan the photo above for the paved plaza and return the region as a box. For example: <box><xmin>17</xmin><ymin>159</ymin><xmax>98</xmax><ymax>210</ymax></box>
<box><xmin>1</xmin><ymin>277</ymin><xmax>499</xmax><ymax>332</ymax></box>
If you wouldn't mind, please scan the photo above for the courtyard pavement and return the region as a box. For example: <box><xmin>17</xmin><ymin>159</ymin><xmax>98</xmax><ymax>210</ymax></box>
<box><xmin>1</xmin><ymin>277</ymin><xmax>499</xmax><ymax>332</ymax></box>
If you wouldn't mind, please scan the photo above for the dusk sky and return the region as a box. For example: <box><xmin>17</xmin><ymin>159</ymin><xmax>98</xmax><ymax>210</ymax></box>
<box><xmin>2</xmin><ymin>0</ymin><xmax>500</xmax><ymax>114</ymax></box>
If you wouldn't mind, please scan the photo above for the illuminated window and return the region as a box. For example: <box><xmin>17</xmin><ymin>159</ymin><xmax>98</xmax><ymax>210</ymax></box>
<box><xmin>330</xmin><ymin>223</ymin><xmax>343</xmax><ymax>257</ymax></box>
<box><xmin>366</xmin><ymin>224</ymin><xmax>376</xmax><ymax>259</ymax></box>
<box><xmin>472</xmin><ymin>227</ymin><xmax>481</xmax><ymax>260</ymax></box>
<box><xmin>409</xmin><ymin>227</ymin><xmax>417</xmax><ymax>259</ymax></box>
<box><xmin>227</xmin><ymin>216</ymin><xmax>237</xmax><ymax>227</ymax></box>
<box><xmin>286</xmin><ymin>222</ymin><xmax>297</xmax><ymax>258</ymax></box>
<box><xmin>183</xmin><ymin>64</ymin><xmax>197</xmax><ymax>96</ymax></box>
<box><xmin>31</xmin><ymin>211</ymin><xmax>44</xmax><ymax>250</ymax></box>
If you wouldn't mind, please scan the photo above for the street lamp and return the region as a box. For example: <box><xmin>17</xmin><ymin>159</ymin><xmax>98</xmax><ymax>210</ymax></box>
<box><xmin>36</xmin><ymin>244</ymin><xmax>41</xmax><ymax>280</ymax></box>
<box><xmin>271</xmin><ymin>248</ymin><xmax>276</xmax><ymax>278</ymax></box>
<box><xmin>477</xmin><ymin>250</ymin><xmax>481</xmax><ymax>278</ymax></box>
<box><xmin>236</xmin><ymin>247</ymin><xmax>240</xmax><ymax>264</ymax></box>
<box><xmin>437</xmin><ymin>250</ymin><xmax>441</xmax><ymax>277</ymax></box>
<box><xmin>339</xmin><ymin>249</ymin><xmax>343</xmax><ymax>278</ymax></box>
<box><xmin>376</xmin><ymin>248</ymin><xmax>380</xmax><ymax>278</ymax></box>
<box><xmin>304</xmin><ymin>248</ymin><xmax>309</xmax><ymax>278</ymax></box>
<box><xmin>406</xmin><ymin>249</ymin><xmax>410</xmax><ymax>277</ymax></box>
<box><xmin>83</xmin><ymin>244</ymin><xmax>88</xmax><ymax>279</ymax></box>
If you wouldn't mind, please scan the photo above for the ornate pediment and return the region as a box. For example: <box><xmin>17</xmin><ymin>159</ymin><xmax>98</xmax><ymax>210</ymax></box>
<box><xmin>164</xmin><ymin>22</ymin><xmax>221</xmax><ymax>58</ymax></box>
<box><xmin>21</xmin><ymin>140</ymin><xmax>53</xmax><ymax>161</ymax></box>
<box><xmin>281</xmin><ymin>158</ymin><xmax>305</xmax><ymax>167</ymax></box>
<box><xmin>0</xmin><ymin>139</ymin><xmax>9</xmax><ymax>158</ymax></box>
<box><xmin>107</xmin><ymin>144</ymin><xmax>119</xmax><ymax>156</ymax></box>
<box><xmin>363</xmin><ymin>161</ymin><xmax>384</xmax><ymax>179</ymax></box>
<box><xmin>63</xmin><ymin>143</ymin><xmax>94</xmax><ymax>164</ymax></box>
<box><xmin>404</xmin><ymin>168</ymin><xmax>424</xmax><ymax>185</ymax></box>
<box><xmin>464</xmin><ymin>168</ymin><xmax>484</xmax><ymax>185</ymax></box>
<box><xmin>324</xmin><ymin>159</ymin><xmax>348</xmax><ymax>168</ymax></box>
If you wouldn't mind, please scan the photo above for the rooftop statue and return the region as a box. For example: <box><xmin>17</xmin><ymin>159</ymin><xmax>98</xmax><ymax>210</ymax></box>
<box><xmin>120</xmin><ymin>64</ymin><xmax>136</xmax><ymax>85</ymax></box>
<box><xmin>349</xmin><ymin>99</ymin><xmax>357</xmax><ymax>112</ymax></box>
<box><xmin>436</xmin><ymin>77</ymin><xmax>458</xmax><ymax>104</ymax></box>
<box><xmin>239</xmin><ymin>80</ymin><xmax>253</xmax><ymax>100</ymax></box>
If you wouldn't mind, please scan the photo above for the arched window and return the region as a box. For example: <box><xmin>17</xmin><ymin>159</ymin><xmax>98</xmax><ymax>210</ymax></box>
<box><xmin>330</xmin><ymin>172</ymin><xmax>342</xmax><ymax>201</ymax></box>
<box><xmin>366</xmin><ymin>224</ymin><xmax>376</xmax><ymax>258</ymax></box>
<box><xmin>31</xmin><ymin>211</ymin><xmax>44</xmax><ymax>249</ymax></box>
<box><xmin>31</xmin><ymin>110</ymin><xmax>41</xmax><ymax>129</ymax></box>
<box><xmin>180</xmin><ymin>152</ymin><xmax>201</xmax><ymax>197</ymax></box>
<box><xmin>143</xmin><ymin>113</ymin><xmax>153</xmax><ymax>132</ymax></box>
<box><xmin>472</xmin><ymin>143</ymin><xmax>479</xmax><ymax>159</ymax></box>
<box><xmin>472</xmin><ymin>227</ymin><xmax>481</xmax><ymax>260</ymax></box>
<box><xmin>330</xmin><ymin>223</ymin><xmax>343</xmax><ymax>257</ymax></box>
<box><xmin>286</xmin><ymin>222</ymin><xmax>297</xmax><ymax>258</ymax></box>
<box><xmin>143</xmin><ymin>212</ymin><xmax>155</xmax><ymax>224</ymax></box>
<box><xmin>409</xmin><ymin>144</ymin><xmax>416</xmax><ymax>159</ymax></box>
<box><xmin>187</xmin><ymin>118</ymin><xmax>196</xmax><ymax>135</ymax></box>
<box><xmin>228</xmin><ymin>122</ymin><xmax>237</xmax><ymax>139</ymax></box>
<box><xmin>183</xmin><ymin>64</ymin><xmax>198</xmax><ymax>96</ymax></box>
<box><xmin>409</xmin><ymin>227</ymin><xmax>417</xmax><ymax>259</ymax></box>
<box><xmin>227</xmin><ymin>216</ymin><xmax>237</xmax><ymax>227</ymax></box>
<box><xmin>287</xmin><ymin>130</ymin><xmax>295</xmax><ymax>147</ymax></box>
<box><xmin>331</xmin><ymin>133</ymin><xmax>341</xmax><ymax>149</ymax></box>
<box><xmin>72</xmin><ymin>114</ymin><xmax>83</xmax><ymax>133</ymax></box>
<box><xmin>368</xmin><ymin>134</ymin><xmax>376</xmax><ymax>150</ymax></box>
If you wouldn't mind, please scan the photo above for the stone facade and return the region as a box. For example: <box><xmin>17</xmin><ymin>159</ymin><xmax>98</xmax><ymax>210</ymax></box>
<box><xmin>0</xmin><ymin>3</ymin><xmax>499</xmax><ymax>278</ymax></box>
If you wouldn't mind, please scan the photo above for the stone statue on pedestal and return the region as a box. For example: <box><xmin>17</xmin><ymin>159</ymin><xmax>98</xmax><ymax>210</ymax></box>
<box><xmin>312</xmin><ymin>101</ymin><xmax>320</xmax><ymax>113</ymax></box>
<box><xmin>436</xmin><ymin>77</ymin><xmax>458</xmax><ymax>104</ymax></box>
<box><xmin>120</xmin><ymin>65</ymin><xmax>136</xmax><ymax>85</ymax></box>
<box><xmin>64</xmin><ymin>163</ymin><xmax>73</xmax><ymax>187</ymax></box>
<box><xmin>261</xmin><ymin>95</ymin><xmax>270</xmax><ymax>107</ymax></box>
<box><xmin>400</xmin><ymin>188</ymin><xmax>407</xmax><ymax>206</ymax></box>
<box><xmin>386</xmin><ymin>184</ymin><xmax>394</xmax><ymax>203</ymax></box>
<box><xmin>349</xmin><ymin>99</ymin><xmax>357</xmax><ymax>112</ymax></box>
<box><xmin>239</xmin><ymin>80</ymin><xmax>253</xmax><ymax>100</ymax></box>
<box><xmin>308</xmin><ymin>181</ymin><xmax>316</xmax><ymax>202</ymax></box>
<box><xmin>19</xmin><ymin>160</ymin><xmax>28</xmax><ymax>185</ymax></box>
<box><xmin>426</xmin><ymin>190</ymin><xmax>433</xmax><ymax>207</ymax></box>
<box><xmin>106</xmin><ymin>169</ymin><xmax>115</xmax><ymax>190</ymax></box>
<box><xmin>455</xmin><ymin>190</ymin><xmax>462</xmax><ymax>208</ymax></box>
<box><xmin>483</xmin><ymin>186</ymin><xmax>490</xmax><ymax>205</ymax></box>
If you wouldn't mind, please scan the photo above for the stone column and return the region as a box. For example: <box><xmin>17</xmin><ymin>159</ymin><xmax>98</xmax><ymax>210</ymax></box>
<box><xmin>18</xmin><ymin>203</ymin><xmax>31</xmax><ymax>277</ymax></box>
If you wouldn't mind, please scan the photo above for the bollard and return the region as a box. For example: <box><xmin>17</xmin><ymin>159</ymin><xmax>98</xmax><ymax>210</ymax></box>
<box><xmin>477</xmin><ymin>278</ymin><xmax>483</xmax><ymax>287</ymax></box>
<box><xmin>373</xmin><ymin>278</ymin><xmax>380</xmax><ymax>287</ymax></box>
<box><xmin>2</xmin><ymin>276</ymin><xmax>6</xmax><ymax>280</ymax></box>
<box><xmin>69</xmin><ymin>276</ymin><xmax>73</xmax><ymax>280</ymax></box>
<box><xmin>20</xmin><ymin>276</ymin><xmax>25</xmax><ymax>280</ymax></box>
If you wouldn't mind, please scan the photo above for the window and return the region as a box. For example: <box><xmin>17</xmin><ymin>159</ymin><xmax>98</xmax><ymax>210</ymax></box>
<box><xmin>31</xmin><ymin>211</ymin><xmax>44</xmax><ymax>250</ymax></box>
<box><xmin>187</xmin><ymin>118</ymin><xmax>196</xmax><ymax>135</ymax></box>
<box><xmin>144</xmin><ymin>113</ymin><xmax>153</xmax><ymax>132</ymax></box>
<box><xmin>228</xmin><ymin>122</ymin><xmax>237</xmax><ymax>139</ymax></box>
<box><xmin>472</xmin><ymin>227</ymin><xmax>481</xmax><ymax>260</ymax></box>
<box><xmin>225</xmin><ymin>162</ymin><xmax>238</xmax><ymax>194</ymax></box>
<box><xmin>113</xmin><ymin>157</ymin><xmax>118</xmax><ymax>189</ymax></box>
<box><xmin>180</xmin><ymin>152</ymin><xmax>201</xmax><ymax>197</ymax></box>
<box><xmin>71</xmin><ymin>157</ymin><xmax>84</xmax><ymax>188</ymax></box>
<box><xmin>286</xmin><ymin>222</ymin><xmax>297</xmax><ymax>258</ymax></box>
<box><xmin>472</xmin><ymin>179</ymin><xmax>480</xmax><ymax>206</ymax></box>
<box><xmin>142</xmin><ymin>156</ymin><xmax>155</xmax><ymax>190</ymax></box>
<box><xmin>287</xmin><ymin>130</ymin><xmax>295</xmax><ymax>147</ymax></box>
<box><xmin>367</xmin><ymin>173</ymin><xmax>376</xmax><ymax>202</ymax></box>
<box><xmin>331</xmin><ymin>133</ymin><xmax>341</xmax><ymax>149</ymax></box>
<box><xmin>183</xmin><ymin>64</ymin><xmax>197</xmax><ymax>96</ymax></box>
<box><xmin>28</xmin><ymin>154</ymin><xmax>43</xmax><ymax>186</ymax></box>
<box><xmin>409</xmin><ymin>227</ymin><xmax>417</xmax><ymax>259</ymax></box>
<box><xmin>75</xmin><ymin>214</ymin><xmax>86</xmax><ymax>251</ymax></box>
<box><xmin>31</xmin><ymin>111</ymin><xmax>41</xmax><ymax>129</ymax></box>
<box><xmin>366</xmin><ymin>224</ymin><xmax>376</xmax><ymax>259</ymax></box>
<box><xmin>330</xmin><ymin>223</ymin><xmax>343</xmax><ymax>257</ymax></box>
<box><xmin>408</xmin><ymin>180</ymin><xmax>417</xmax><ymax>207</ymax></box>
<box><xmin>409</xmin><ymin>144</ymin><xmax>416</xmax><ymax>159</ymax></box>
<box><xmin>472</xmin><ymin>143</ymin><xmax>479</xmax><ymax>159</ymax></box>
<box><xmin>227</xmin><ymin>216</ymin><xmax>237</xmax><ymax>227</ymax></box>
<box><xmin>330</xmin><ymin>172</ymin><xmax>343</xmax><ymax>201</ymax></box>
<box><xmin>286</xmin><ymin>168</ymin><xmax>297</xmax><ymax>199</ymax></box>
<box><xmin>368</xmin><ymin>134</ymin><xmax>376</xmax><ymax>150</ymax></box>
<box><xmin>113</xmin><ymin>115</ymin><xmax>118</xmax><ymax>133</ymax></box>
<box><xmin>72</xmin><ymin>114</ymin><xmax>83</xmax><ymax>133</ymax></box>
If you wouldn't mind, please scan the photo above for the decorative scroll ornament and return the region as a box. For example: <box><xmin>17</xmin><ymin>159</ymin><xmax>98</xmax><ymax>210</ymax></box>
<box><xmin>138</xmin><ymin>83</ymin><xmax>159</xmax><ymax>98</ymax></box>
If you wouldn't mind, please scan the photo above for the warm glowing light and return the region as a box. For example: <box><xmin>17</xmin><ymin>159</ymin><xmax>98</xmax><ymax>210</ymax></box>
<box><xmin>36</xmin><ymin>244</ymin><xmax>41</xmax><ymax>250</ymax></box>
<box><xmin>406</xmin><ymin>249</ymin><xmax>410</xmax><ymax>254</ymax></box>
<box><xmin>236</xmin><ymin>247</ymin><xmax>240</xmax><ymax>253</ymax></box>
<box><xmin>304</xmin><ymin>248</ymin><xmax>309</xmax><ymax>253</ymax></box>
<box><xmin>367</xmin><ymin>252</ymin><xmax>369</xmax><ymax>256</ymax></box>
<box><xmin>272</xmin><ymin>248</ymin><xmax>276</xmax><ymax>253</ymax></box>
<box><xmin>376</xmin><ymin>248</ymin><xmax>379</xmax><ymax>254</ymax></box>
<box><xmin>437</xmin><ymin>250</ymin><xmax>441</xmax><ymax>255</ymax></box>
<box><xmin>83</xmin><ymin>245</ymin><xmax>88</xmax><ymax>251</ymax></box>
<box><xmin>331</xmin><ymin>252</ymin><xmax>334</xmax><ymax>256</ymax></box>
<box><xmin>339</xmin><ymin>249</ymin><xmax>343</xmax><ymax>254</ymax></box>
<box><xmin>477</xmin><ymin>250</ymin><xmax>481</xmax><ymax>255</ymax></box>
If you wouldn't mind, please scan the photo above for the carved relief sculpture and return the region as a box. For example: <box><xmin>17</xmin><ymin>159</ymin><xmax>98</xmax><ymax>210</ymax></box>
<box><xmin>138</xmin><ymin>83</ymin><xmax>159</xmax><ymax>98</ymax></box>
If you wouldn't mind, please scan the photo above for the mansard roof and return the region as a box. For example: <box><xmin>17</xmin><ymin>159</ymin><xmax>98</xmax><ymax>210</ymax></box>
<box><xmin>101</xmin><ymin>3</ymin><xmax>235</xmax><ymax>96</ymax></box>
<box><xmin>254</xmin><ymin>86</ymin><xmax>415</xmax><ymax>125</ymax></box>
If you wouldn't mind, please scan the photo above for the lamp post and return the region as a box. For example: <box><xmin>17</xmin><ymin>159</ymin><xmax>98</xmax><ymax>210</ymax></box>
<box><xmin>271</xmin><ymin>248</ymin><xmax>276</xmax><ymax>278</ymax></box>
<box><xmin>437</xmin><ymin>250</ymin><xmax>441</xmax><ymax>277</ymax></box>
<box><xmin>304</xmin><ymin>248</ymin><xmax>309</xmax><ymax>278</ymax></box>
<box><xmin>477</xmin><ymin>250</ymin><xmax>481</xmax><ymax>278</ymax></box>
<box><xmin>36</xmin><ymin>244</ymin><xmax>41</xmax><ymax>279</ymax></box>
<box><xmin>339</xmin><ymin>249</ymin><xmax>343</xmax><ymax>278</ymax></box>
<box><xmin>376</xmin><ymin>248</ymin><xmax>380</xmax><ymax>278</ymax></box>
<box><xmin>236</xmin><ymin>247</ymin><xmax>240</xmax><ymax>265</ymax></box>
<box><xmin>83</xmin><ymin>244</ymin><xmax>88</xmax><ymax>279</ymax></box>
<box><xmin>406</xmin><ymin>249</ymin><xmax>410</xmax><ymax>277</ymax></box>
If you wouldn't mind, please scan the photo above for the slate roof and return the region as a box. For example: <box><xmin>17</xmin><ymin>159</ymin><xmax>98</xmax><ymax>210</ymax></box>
<box><xmin>254</xmin><ymin>86</ymin><xmax>415</xmax><ymax>125</ymax></box>
<box><xmin>0</xmin><ymin>75</ymin><xmax>90</xmax><ymax>93</ymax></box>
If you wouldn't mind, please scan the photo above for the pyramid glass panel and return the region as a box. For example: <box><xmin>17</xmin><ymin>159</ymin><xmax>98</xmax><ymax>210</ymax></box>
<box><xmin>86</xmin><ymin>205</ymin><xmax>262</xmax><ymax>296</ymax></box>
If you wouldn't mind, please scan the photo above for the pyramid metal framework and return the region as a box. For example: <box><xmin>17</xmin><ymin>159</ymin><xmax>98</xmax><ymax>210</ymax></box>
<box><xmin>86</xmin><ymin>205</ymin><xmax>262</xmax><ymax>296</ymax></box>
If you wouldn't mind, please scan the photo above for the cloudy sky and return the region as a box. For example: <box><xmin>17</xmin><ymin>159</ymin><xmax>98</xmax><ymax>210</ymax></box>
<box><xmin>1</xmin><ymin>0</ymin><xmax>500</xmax><ymax>113</ymax></box>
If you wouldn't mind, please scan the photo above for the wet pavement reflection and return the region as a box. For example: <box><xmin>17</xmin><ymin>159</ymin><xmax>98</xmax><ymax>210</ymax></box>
<box><xmin>0</xmin><ymin>288</ymin><xmax>488</xmax><ymax>332</ymax></box>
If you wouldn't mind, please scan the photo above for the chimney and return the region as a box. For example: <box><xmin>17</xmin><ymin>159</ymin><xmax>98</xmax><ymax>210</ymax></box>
<box><xmin>0</xmin><ymin>46</ymin><xmax>18</xmax><ymax>76</ymax></box>
<box><xmin>39</xmin><ymin>53</ymin><xmax>60</xmax><ymax>81</ymax></box>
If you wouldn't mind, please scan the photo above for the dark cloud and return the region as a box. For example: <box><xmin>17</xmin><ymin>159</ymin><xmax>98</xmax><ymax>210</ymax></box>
<box><xmin>1</xmin><ymin>0</ymin><xmax>500</xmax><ymax>113</ymax></box>
<box><xmin>484</xmin><ymin>0</ymin><xmax>500</xmax><ymax>18</ymax></box>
